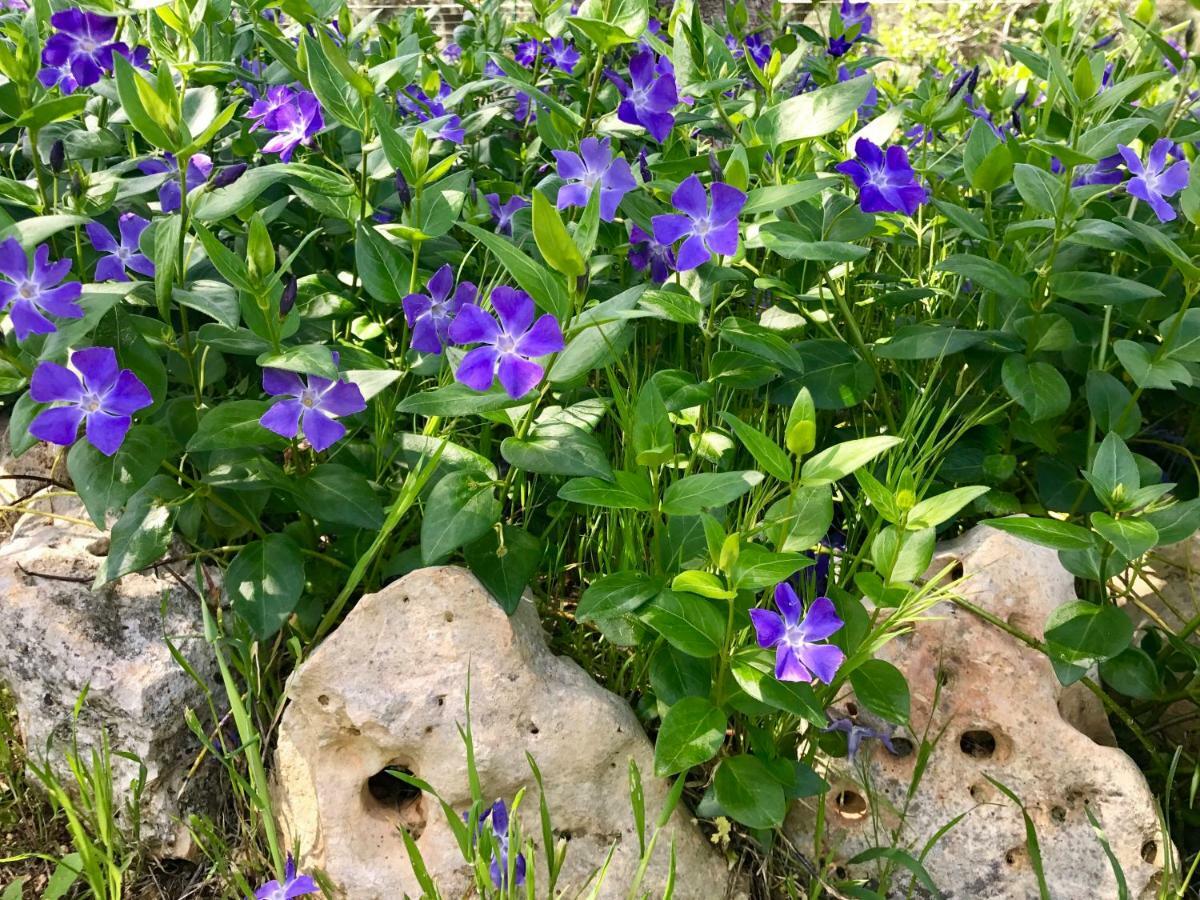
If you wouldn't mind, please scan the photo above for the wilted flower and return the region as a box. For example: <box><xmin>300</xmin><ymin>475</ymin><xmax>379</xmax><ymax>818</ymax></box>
<box><xmin>212</xmin><ymin>162</ymin><xmax>249</xmax><ymax>189</ymax></box>
<box><xmin>824</xmin><ymin>714</ymin><xmax>899</xmax><ymax>761</ymax></box>
<box><xmin>1093</xmin><ymin>30</ymin><xmax>1117</xmax><ymax>50</ymax></box>
<box><xmin>28</xmin><ymin>347</ymin><xmax>152</xmax><ymax>456</ymax></box>
<box><xmin>629</xmin><ymin>224</ymin><xmax>675</xmax><ymax>283</ymax></box>
<box><xmin>254</xmin><ymin>854</ymin><xmax>319</xmax><ymax>899</ymax></box>
<box><xmin>259</xmin><ymin>355</ymin><xmax>367</xmax><ymax>452</ymax></box>
<box><xmin>261</xmin><ymin>91</ymin><xmax>324</xmax><ymax>162</ymax></box>
<box><xmin>86</xmin><ymin>213</ymin><xmax>155</xmax><ymax>282</ymax></box>
<box><xmin>651</xmin><ymin>173</ymin><xmax>746</xmax><ymax>271</ymax></box>
<box><xmin>545</xmin><ymin>37</ymin><xmax>580</xmax><ymax>73</ymax></box>
<box><xmin>609</xmin><ymin>51</ymin><xmax>678</xmax><ymax>142</ymax></box>
<box><xmin>279</xmin><ymin>275</ymin><xmax>297</xmax><ymax>315</ymax></box>
<box><xmin>1118</xmin><ymin>138</ymin><xmax>1190</xmax><ymax>222</ymax></box>
<box><xmin>49</xmin><ymin>140</ymin><xmax>66</xmax><ymax>173</ymax></box>
<box><xmin>477</xmin><ymin>800</ymin><xmax>526</xmax><ymax>888</ymax></box>
<box><xmin>486</xmin><ymin>193</ymin><xmax>529</xmax><ymax>235</ymax></box>
<box><xmin>514</xmin><ymin>92</ymin><xmax>536</xmax><ymax>123</ymax></box>
<box><xmin>0</xmin><ymin>239</ymin><xmax>83</xmax><ymax>341</ymax></box>
<box><xmin>1072</xmin><ymin>152</ymin><xmax>1125</xmax><ymax>187</ymax></box>
<box><xmin>403</xmin><ymin>264</ymin><xmax>477</xmax><ymax>354</ymax></box>
<box><xmin>247</xmin><ymin>84</ymin><xmax>299</xmax><ymax>131</ymax></box>
<box><xmin>38</xmin><ymin>10</ymin><xmax>122</xmax><ymax>93</ymax></box>
<box><xmin>449</xmin><ymin>287</ymin><xmax>564</xmax><ymax>398</ymax></box>
<box><xmin>552</xmin><ymin>137</ymin><xmax>636</xmax><ymax>222</ymax></box>
<box><xmin>139</xmin><ymin>153</ymin><xmax>213</xmax><ymax>213</ymax></box>
<box><xmin>749</xmin><ymin>583</ymin><xmax>845</xmax><ymax>684</ymax></box>
<box><xmin>835</xmin><ymin>138</ymin><xmax>928</xmax><ymax>216</ymax></box>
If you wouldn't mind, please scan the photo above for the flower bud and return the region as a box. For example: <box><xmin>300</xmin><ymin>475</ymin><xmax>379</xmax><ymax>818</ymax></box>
<box><xmin>638</xmin><ymin>149</ymin><xmax>651</xmax><ymax>184</ymax></box>
<box><xmin>212</xmin><ymin>162</ymin><xmax>247</xmax><ymax>189</ymax></box>
<box><xmin>49</xmin><ymin>140</ymin><xmax>65</xmax><ymax>174</ymax></box>
<box><xmin>395</xmin><ymin>170</ymin><xmax>412</xmax><ymax>207</ymax></box>
<box><xmin>279</xmin><ymin>274</ymin><xmax>297</xmax><ymax>316</ymax></box>
<box><xmin>708</xmin><ymin>150</ymin><xmax>722</xmax><ymax>183</ymax></box>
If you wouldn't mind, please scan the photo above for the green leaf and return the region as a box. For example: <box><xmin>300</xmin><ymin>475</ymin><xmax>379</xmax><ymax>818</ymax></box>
<box><xmin>801</xmin><ymin>436</ymin><xmax>901</xmax><ymax>486</ymax></box>
<box><xmin>94</xmin><ymin>475</ymin><xmax>184</xmax><ymax>585</ymax></box>
<box><xmin>1048</xmin><ymin>272</ymin><xmax>1162</xmax><ymax>305</ymax></box>
<box><xmin>188</xmin><ymin>400</ymin><xmax>282</xmax><ymax>451</ymax></box>
<box><xmin>420</xmin><ymin>469</ymin><xmax>501</xmax><ymax>563</ymax></box>
<box><xmin>532</xmin><ymin>189</ymin><xmax>585</xmax><ymax>277</ymax></box>
<box><xmin>874</xmin><ymin>325</ymin><xmax>994</xmax><ymax>360</ymax></box>
<box><xmin>226</xmin><ymin>533</ymin><xmax>306</xmax><ymax>639</ymax></box>
<box><xmin>1144</xmin><ymin>499</ymin><xmax>1200</xmax><ymax>545</ymax></box>
<box><xmin>661</xmin><ymin>471</ymin><xmax>763</xmax><ymax>516</ymax></box>
<box><xmin>112</xmin><ymin>54</ymin><xmax>175</xmax><ymax>149</ymax></box>
<box><xmin>639</xmin><ymin>589</ymin><xmax>725</xmax><ymax>658</ymax></box>
<box><xmin>67</xmin><ymin>425</ymin><xmax>170</xmax><ymax>528</ymax></box>
<box><xmin>906</xmin><ymin>486</ymin><xmax>990</xmax><ymax>530</ymax></box>
<box><xmin>1114</xmin><ymin>340</ymin><xmax>1191</xmax><ymax>390</ymax></box>
<box><xmin>671</xmin><ymin>569</ymin><xmax>736</xmax><ymax>600</ymax></box>
<box><xmin>1086</xmin><ymin>371</ymin><xmax>1141</xmax><ymax>439</ymax></box>
<box><xmin>255</xmin><ymin>344</ymin><xmax>338</xmax><ymax>380</ymax></box>
<box><xmin>1044</xmin><ymin>600</ymin><xmax>1132</xmax><ymax>666</ymax></box>
<box><xmin>502</xmin><ymin>425</ymin><xmax>612</xmax><ymax>479</ymax></box>
<box><xmin>731</xmin><ymin>546</ymin><xmax>811</xmax><ymax>590</ymax></box>
<box><xmin>1099</xmin><ymin>647</ymin><xmax>1161</xmax><ymax>700</ymax></box>
<box><xmin>1161</xmin><ymin>308</ymin><xmax>1200</xmax><ymax>362</ymax></box>
<box><xmin>549</xmin><ymin>285</ymin><xmax>644</xmax><ymax>383</ymax></box>
<box><xmin>302</xmin><ymin>33</ymin><xmax>364</xmax><ymax>130</ymax></box>
<box><xmin>461</xmin><ymin>222</ymin><xmax>571</xmax><ymax>320</ymax></box>
<box><xmin>757</xmin><ymin>75</ymin><xmax>874</xmax><ymax>150</ymax></box>
<box><xmin>1001</xmin><ymin>354</ymin><xmax>1070</xmax><ymax>422</ymax></box>
<box><xmin>292</xmin><ymin>464</ymin><xmax>384</xmax><ymax>530</ymax></box>
<box><xmin>1086</xmin><ymin>432</ymin><xmax>1140</xmax><ymax>507</ymax></box>
<box><xmin>355</xmin><ymin>224</ymin><xmax>410</xmax><ymax>305</ymax></box>
<box><xmin>577</xmin><ymin>571</ymin><xmax>662</xmax><ymax>622</ymax></box>
<box><xmin>398</xmin><ymin>382</ymin><xmax>530</xmax><ymax>416</ymax></box>
<box><xmin>720</xmin><ymin>413</ymin><xmax>795</xmax><ymax>482</ymax></box>
<box><xmin>1012</xmin><ymin>162</ymin><xmax>1060</xmax><ymax>215</ymax></box>
<box><xmin>964</xmin><ymin>120</ymin><xmax>1013</xmax><ymax>192</ymax></box>
<box><xmin>1090</xmin><ymin>512</ymin><xmax>1157</xmax><ymax>559</ymax></box>
<box><xmin>713</xmin><ymin>755</ymin><xmax>787</xmax><ymax>829</ymax></box>
<box><xmin>982</xmin><ymin>516</ymin><xmax>1096</xmax><ymax>551</ymax></box>
<box><xmin>729</xmin><ymin>655</ymin><xmax>826</xmax><ymax>724</ymax></box>
<box><xmin>764</xmin><ymin>485</ymin><xmax>834</xmax><ymax>552</ymax></box>
<box><xmin>558</xmin><ymin>470</ymin><xmax>654</xmax><ymax>510</ymax></box>
<box><xmin>654</xmin><ymin>697</ymin><xmax>726</xmax><ymax>776</ymax></box>
<box><xmin>849</xmin><ymin>659</ymin><xmax>910</xmax><ymax>724</ymax></box>
<box><xmin>463</xmin><ymin>524</ymin><xmax>542</xmax><ymax>615</ymax></box>
<box><xmin>937</xmin><ymin>254</ymin><xmax>1029</xmax><ymax>301</ymax></box>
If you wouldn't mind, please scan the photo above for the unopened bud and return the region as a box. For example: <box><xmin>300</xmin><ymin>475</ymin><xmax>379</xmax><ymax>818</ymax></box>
<box><xmin>212</xmin><ymin>162</ymin><xmax>247</xmax><ymax>189</ymax></box>
<box><xmin>708</xmin><ymin>150</ymin><xmax>722</xmax><ymax>182</ymax></box>
<box><xmin>279</xmin><ymin>275</ymin><xmax>297</xmax><ymax>316</ymax></box>
<box><xmin>395</xmin><ymin>170</ymin><xmax>412</xmax><ymax>207</ymax></box>
<box><xmin>49</xmin><ymin>140</ymin><xmax>65</xmax><ymax>173</ymax></box>
<box><xmin>638</xmin><ymin>149</ymin><xmax>651</xmax><ymax>183</ymax></box>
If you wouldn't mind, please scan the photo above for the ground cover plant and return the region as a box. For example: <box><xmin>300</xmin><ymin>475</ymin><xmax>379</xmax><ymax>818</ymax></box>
<box><xmin>1</xmin><ymin>0</ymin><xmax>1200</xmax><ymax>895</ymax></box>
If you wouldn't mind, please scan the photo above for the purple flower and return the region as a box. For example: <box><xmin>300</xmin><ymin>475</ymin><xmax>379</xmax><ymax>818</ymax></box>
<box><xmin>835</xmin><ymin>137</ymin><xmax>928</xmax><ymax>216</ymax></box>
<box><xmin>905</xmin><ymin>124</ymin><xmax>935</xmax><ymax>146</ymax></box>
<box><xmin>430</xmin><ymin>115</ymin><xmax>465</xmax><ymax>143</ymax></box>
<box><xmin>1072</xmin><ymin>152</ymin><xmax>1125</xmax><ymax>187</ymax></box>
<box><xmin>823</xmin><ymin>715</ymin><xmax>898</xmax><ymax>760</ymax></box>
<box><xmin>448</xmin><ymin>287</ymin><xmax>564</xmax><ymax>399</ymax></box>
<box><xmin>749</xmin><ymin>584</ymin><xmax>845</xmax><ymax>684</ymax></box>
<box><xmin>85</xmin><ymin>213</ymin><xmax>155</xmax><ymax>282</ymax></box>
<box><xmin>514</xmin><ymin>92</ymin><xmax>536</xmax><ymax>123</ymax></box>
<box><xmin>261</xmin><ymin>91</ymin><xmax>324</xmax><ymax>162</ymax></box>
<box><xmin>403</xmin><ymin>264</ymin><xmax>476</xmax><ymax>354</ymax></box>
<box><xmin>515</xmin><ymin>40</ymin><xmax>542</xmax><ymax>67</ymax></box>
<box><xmin>545</xmin><ymin>37</ymin><xmax>580</xmax><ymax>73</ymax></box>
<box><xmin>629</xmin><ymin>224</ymin><xmax>675</xmax><ymax>283</ymax></box>
<box><xmin>827</xmin><ymin>34</ymin><xmax>854</xmax><ymax>58</ymax></box>
<box><xmin>486</xmin><ymin>193</ymin><xmax>529</xmax><ymax>235</ymax></box>
<box><xmin>443</xmin><ymin>42</ymin><xmax>462</xmax><ymax>62</ymax></box>
<box><xmin>1093</xmin><ymin>30</ymin><xmax>1117</xmax><ymax>50</ymax></box>
<box><xmin>744</xmin><ymin>33</ymin><xmax>771</xmax><ymax>68</ymax></box>
<box><xmin>610</xmin><ymin>51</ymin><xmax>678</xmax><ymax>143</ymax></box>
<box><xmin>247</xmin><ymin>84</ymin><xmax>298</xmax><ymax>131</ymax></box>
<box><xmin>484</xmin><ymin>59</ymin><xmax>505</xmax><ymax>78</ymax></box>
<box><xmin>38</xmin><ymin>10</ymin><xmax>122</xmax><ymax>93</ymax></box>
<box><xmin>0</xmin><ymin>239</ymin><xmax>83</xmax><ymax>341</ymax></box>
<box><xmin>552</xmin><ymin>137</ymin><xmax>636</xmax><ymax>222</ymax></box>
<box><xmin>259</xmin><ymin>357</ymin><xmax>367</xmax><ymax>452</ymax></box>
<box><xmin>398</xmin><ymin>81</ymin><xmax>452</xmax><ymax>121</ymax></box>
<box><xmin>254</xmin><ymin>855</ymin><xmax>319</xmax><ymax>899</ymax></box>
<box><xmin>840</xmin><ymin>0</ymin><xmax>873</xmax><ymax>37</ymax></box>
<box><xmin>28</xmin><ymin>347</ymin><xmax>152</xmax><ymax>456</ymax></box>
<box><xmin>478</xmin><ymin>800</ymin><xmax>526</xmax><ymax>888</ymax></box>
<box><xmin>1118</xmin><ymin>138</ymin><xmax>1190</xmax><ymax>222</ymax></box>
<box><xmin>650</xmin><ymin>174</ymin><xmax>746</xmax><ymax>271</ymax></box>
<box><xmin>139</xmin><ymin>153</ymin><xmax>213</xmax><ymax>213</ymax></box>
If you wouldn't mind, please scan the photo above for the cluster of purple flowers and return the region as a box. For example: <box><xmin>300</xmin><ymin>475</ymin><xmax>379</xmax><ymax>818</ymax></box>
<box><xmin>259</xmin><ymin>353</ymin><xmax>367</xmax><ymax>453</ymax></box>
<box><xmin>39</xmin><ymin>10</ymin><xmax>148</xmax><ymax>93</ymax></box>
<box><xmin>829</xmin><ymin>0</ymin><xmax>872</xmax><ymax>57</ymax></box>
<box><xmin>515</xmin><ymin>37</ymin><xmax>580</xmax><ymax>74</ymax></box>
<box><xmin>398</xmin><ymin>80</ymin><xmax>464</xmax><ymax>143</ymax></box>
<box><xmin>725</xmin><ymin>32</ymin><xmax>772</xmax><ymax>68</ymax></box>
<box><xmin>1051</xmin><ymin>139</ymin><xmax>1189</xmax><ymax>222</ymax></box>
<box><xmin>247</xmin><ymin>84</ymin><xmax>324</xmax><ymax>162</ymax></box>
<box><xmin>750</xmin><ymin>583</ymin><xmax>846</xmax><ymax>684</ymax></box>
<box><xmin>475</xmin><ymin>800</ymin><xmax>526</xmax><ymax>888</ymax></box>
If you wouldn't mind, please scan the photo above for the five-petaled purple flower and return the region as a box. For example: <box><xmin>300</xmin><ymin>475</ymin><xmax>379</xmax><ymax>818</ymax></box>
<box><xmin>449</xmin><ymin>287</ymin><xmax>564</xmax><ymax>398</ymax></box>
<box><xmin>835</xmin><ymin>138</ymin><xmax>928</xmax><ymax>216</ymax></box>
<box><xmin>478</xmin><ymin>800</ymin><xmax>526</xmax><ymax>888</ymax></box>
<box><xmin>651</xmin><ymin>174</ymin><xmax>746</xmax><ymax>271</ymax></box>
<box><xmin>86</xmin><ymin>213</ymin><xmax>155</xmax><ymax>282</ymax></box>
<box><xmin>514</xmin><ymin>40</ymin><xmax>541</xmax><ymax>67</ymax></box>
<box><xmin>247</xmin><ymin>84</ymin><xmax>298</xmax><ymax>131</ymax></box>
<box><xmin>609</xmin><ymin>51</ymin><xmax>678</xmax><ymax>143</ymax></box>
<box><xmin>260</xmin><ymin>356</ymin><xmax>367</xmax><ymax>452</ymax></box>
<box><xmin>260</xmin><ymin>91</ymin><xmax>324</xmax><ymax>162</ymax></box>
<box><xmin>545</xmin><ymin>37</ymin><xmax>580</xmax><ymax>73</ymax></box>
<box><xmin>403</xmin><ymin>264</ymin><xmax>476</xmax><ymax>354</ymax></box>
<box><xmin>28</xmin><ymin>347</ymin><xmax>152</xmax><ymax>456</ymax></box>
<box><xmin>139</xmin><ymin>153</ymin><xmax>213</xmax><ymax>214</ymax></box>
<box><xmin>38</xmin><ymin>10</ymin><xmax>121</xmax><ymax>93</ymax></box>
<box><xmin>629</xmin><ymin>224</ymin><xmax>675</xmax><ymax>283</ymax></box>
<box><xmin>749</xmin><ymin>583</ymin><xmax>845</xmax><ymax>684</ymax></box>
<box><xmin>840</xmin><ymin>0</ymin><xmax>873</xmax><ymax>38</ymax></box>
<box><xmin>0</xmin><ymin>239</ymin><xmax>83</xmax><ymax>341</ymax></box>
<box><xmin>486</xmin><ymin>193</ymin><xmax>530</xmax><ymax>235</ymax></box>
<box><xmin>254</xmin><ymin>854</ymin><xmax>319</xmax><ymax>899</ymax></box>
<box><xmin>553</xmin><ymin>137</ymin><xmax>636</xmax><ymax>222</ymax></box>
<box><xmin>1118</xmin><ymin>138</ymin><xmax>1190</xmax><ymax>223</ymax></box>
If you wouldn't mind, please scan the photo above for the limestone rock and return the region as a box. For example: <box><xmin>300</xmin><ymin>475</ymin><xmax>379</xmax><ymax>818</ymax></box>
<box><xmin>786</xmin><ymin>524</ymin><xmax>1166</xmax><ymax>899</ymax></box>
<box><xmin>0</xmin><ymin>425</ymin><xmax>64</xmax><ymax>542</ymax></box>
<box><xmin>273</xmin><ymin>566</ymin><xmax>734</xmax><ymax>899</ymax></box>
<box><xmin>0</xmin><ymin>492</ymin><xmax>220</xmax><ymax>858</ymax></box>
<box><xmin>1119</xmin><ymin>534</ymin><xmax>1200</xmax><ymax>638</ymax></box>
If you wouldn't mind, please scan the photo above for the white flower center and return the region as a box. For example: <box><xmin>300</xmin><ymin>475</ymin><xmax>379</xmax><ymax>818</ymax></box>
<box><xmin>81</xmin><ymin>392</ymin><xmax>102</xmax><ymax>413</ymax></box>
<box><xmin>495</xmin><ymin>332</ymin><xmax>518</xmax><ymax>353</ymax></box>
<box><xmin>17</xmin><ymin>282</ymin><xmax>36</xmax><ymax>300</ymax></box>
<box><xmin>299</xmin><ymin>387</ymin><xmax>319</xmax><ymax>408</ymax></box>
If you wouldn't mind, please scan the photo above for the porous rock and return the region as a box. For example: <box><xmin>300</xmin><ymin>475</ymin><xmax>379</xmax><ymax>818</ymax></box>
<box><xmin>0</xmin><ymin>491</ymin><xmax>219</xmax><ymax>858</ymax></box>
<box><xmin>787</xmin><ymin>524</ymin><xmax>1166</xmax><ymax>899</ymax></box>
<box><xmin>273</xmin><ymin>566</ymin><xmax>734</xmax><ymax>899</ymax></box>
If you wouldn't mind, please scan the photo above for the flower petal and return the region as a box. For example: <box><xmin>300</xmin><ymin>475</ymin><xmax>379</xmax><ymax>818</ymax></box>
<box><xmin>515</xmin><ymin>314</ymin><xmax>564</xmax><ymax>357</ymax></box>
<box><xmin>427</xmin><ymin>264</ymin><xmax>454</xmax><ymax>302</ymax></box>
<box><xmin>317</xmin><ymin>380</ymin><xmax>366</xmax><ymax>417</ymax></box>
<box><xmin>455</xmin><ymin>346</ymin><xmax>499</xmax><ymax>391</ymax></box>
<box><xmin>774</xmin><ymin>582</ymin><xmax>802</xmax><ymax>625</ymax></box>
<box><xmin>496</xmin><ymin>353</ymin><xmax>543</xmax><ymax>399</ymax></box>
<box><xmin>675</xmin><ymin>234</ymin><xmax>711</xmax><ymax>271</ymax></box>
<box><xmin>260</xmin><ymin>398</ymin><xmax>303</xmax><ymax>439</ymax></box>
<box><xmin>775</xmin><ymin>645</ymin><xmax>812</xmax><ymax>682</ymax></box>
<box><xmin>29</xmin><ymin>405</ymin><xmax>84</xmax><ymax>446</ymax></box>
<box><xmin>0</xmin><ymin>238</ymin><xmax>27</xmax><ymax>282</ymax></box>
<box><xmin>72</xmin><ymin>346</ymin><xmax>119</xmax><ymax>394</ymax></box>
<box><xmin>796</xmin><ymin>642</ymin><xmax>845</xmax><ymax>685</ymax></box>
<box><xmin>709</xmin><ymin>182</ymin><xmax>746</xmax><ymax>225</ymax></box>
<box><xmin>30</xmin><ymin>360</ymin><xmax>82</xmax><ymax>403</ymax></box>
<box><xmin>85</xmin><ymin>222</ymin><xmax>118</xmax><ymax>254</ymax></box>
<box><xmin>86</xmin><ymin>410</ymin><xmax>131</xmax><ymax>456</ymax></box>
<box><xmin>300</xmin><ymin>408</ymin><xmax>346</xmax><ymax>452</ymax></box>
<box><xmin>671</xmin><ymin>174</ymin><xmax>708</xmax><ymax>220</ymax></box>
<box><xmin>799</xmin><ymin>596</ymin><xmax>843</xmax><ymax>642</ymax></box>
<box><xmin>749</xmin><ymin>608</ymin><xmax>784</xmax><ymax>648</ymax></box>
<box><xmin>490</xmin><ymin>286</ymin><xmax>535</xmax><ymax>336</ymax></box>
<box><xmin>103</xmin><ymin>370</ymin><xmax>153</xmax><ymax>415</ymax></box>
<box><xmin>448</xmin><ymin>304</ymin><xmax>500</xmax><ymax>346</ymax></box>
<box><xmin>262</xmin><ymin>368</ymin><xmax>305</xmax><ymax>397</ymax></box>
<box><xmin>651</xmin><ymin>213</ymin><xmax>692</xmax><ymax>246</ymax></box>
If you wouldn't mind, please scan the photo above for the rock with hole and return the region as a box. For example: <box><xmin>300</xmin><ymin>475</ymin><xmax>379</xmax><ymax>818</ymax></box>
<box><xmin>272</xmin><ymin>566</ymin><xmax>736</xmax><ymax>898</ymax></box>
<box><xmin>786</xmin><ymin>523</ymin><xmax>1167</xmax><ymax>899</ymax></box>
<box><xmin>0</xmin><ymin>491</ymin><xmax>220</xmax><ymax>858</ymax></box>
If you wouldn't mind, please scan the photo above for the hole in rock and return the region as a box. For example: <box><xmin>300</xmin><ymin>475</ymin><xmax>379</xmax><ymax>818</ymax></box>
<box><xmin>1050</xmin><ymin>806</ymin><xmax>1067</xmax><ymax>823</ymax></box>
<box><xmin>833</xmin><ymin>865</ymin><xmax>849</xmax><ymax>880</ymax></box>
<box><xmin>947</xmin><ymin>559</ymin><xmax>964</xmax><ymax>580</ymax></box>
<box><xmin>845</xmin><ymin>702</ymin><xmax>859</xmax><ymax>717</ymax></box>
<box><xmin>959</xmin><ymin>730</ymin><xmax>996</xmax><ymax>758</ymax></box>
<box><xmin>1142</xmin><ymin>840</ymin><xmax>1158</xmax><ymax>864</ymax></box>
<box><xmin>365</xmin><ymin>765</ymin><xmax>426</xmax><ymax>838</ymax></box>
<box><xmin>935</xmin><ymin>668</ymin><xmax>952</xmax><ymax>689</ymax></box>
<box><xmin>1005</xmin><ymin>847</ymin><xmax>1023</xmax><ymax>866</ymax></box>
<box><xmin>443</xmin><ymin>611</ymin><xmax>454</xmax><ymax>623</ymax></box>
<box><xmin>317</xmin><ymin>694</ymin><xmax>330</xmax><ymax>707</ymax></box>
<box><xmin>968</xmin><ymin>782</ymin><xmax>990</xmax><ymax>802</ymax></box>
<box><xmin>834</xmin><ymin>789</ymin><xmax>868</xmax><ymax>819</ymax></box>
<box><xmin>529</xmin><ymin>723</ymin><xmax>540</xmax><ymax>735</ymax></box>
<box><xmin>890</xmin><ymin>737</ymin><xmax>914</xmax><ymax>758</ymax></box>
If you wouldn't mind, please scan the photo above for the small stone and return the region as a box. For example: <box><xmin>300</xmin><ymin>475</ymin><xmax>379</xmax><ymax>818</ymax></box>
<box><xmin>273</xmin><ymin>566</ymin><xmax>735</xmax><ymax>899</ymax></box>
<box><xmin>786</xmin><ymin>523</ymin><xmax>1166</xmax><ymax>899</ymax></box>
<box><xmin>0</xmin><ymin>491</ymin><xmax>220</xmax><ymax>858</ymax></box>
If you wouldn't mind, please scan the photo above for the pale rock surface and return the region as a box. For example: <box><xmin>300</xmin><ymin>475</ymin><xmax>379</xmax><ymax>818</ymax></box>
<box><xmin>1119</xmin><ymin>534</ymin><xmax>1200</xmax><ymax>637</ymax></box>
<box><xmin>787</xmin><ymin>524</ymin><xmax>1166</xmax><ymax>899</ymax></box>
<box><xmin>273</xmin><ymin>566</ymin><xmax>734</xmax><ymax>899</ymax></box>
<box><xmin>0</xmin><ymin>491</ymin><xmax>219</xmax><ymax>857</ymax></box>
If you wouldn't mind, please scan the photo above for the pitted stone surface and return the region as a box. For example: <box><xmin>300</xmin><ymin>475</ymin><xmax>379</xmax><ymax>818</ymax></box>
<box><xmin>273</xmin><ymin>566</ymin><xmax>734</xmax><ymax>899</ymax></box>
<box><xmin>787</xmin><ymin>524</ymin><xmax>1166</xmax><ymax>899</ymax></box>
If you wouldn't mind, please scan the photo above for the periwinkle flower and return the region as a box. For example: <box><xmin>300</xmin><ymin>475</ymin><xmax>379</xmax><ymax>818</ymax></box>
<box><xmin>28</xmin><ymin>347</ymin><xmax>152</xmax><ymax>456</ymax></box>
<box><xmin>1093</xmin><ymin>30</ymin><xmax>1117</xmax><ymax>50</ymax></box>
<box><xmin>905</xmin><ymin>124</ymin><xmax>935</xmax><ymax>146</ymax></box>
<box><xmin>449</xmin><ymin>287</ymin><xmax>564</xmax><ymax>399</ymax></box>
<box><xmin>486</xmin><ymin>193</ymin><xmax>529</xmax><ymax>235</ymax></box>
<box><xmin>1072</xmin><ymin>152</ymin><xmax>1125</xmax><ymax>187</ymax></box>
<box><xmin>629</xmin><ymin>224</ymin><xmax>675</xmax><ymax>283</ymax></box>
<box><xmin>259</xmin><ymin>355</ymin><xmax>367</xmax><ymax>452</ymax></box>
<box><xmin>212</xmin><ymin>162</ymin><xmax>249</xmax><ymax>189</ymax></box>
<box><xmin>840</xmin><ymin>0</ymin><xmax>873</xmax><ymax>37</ymax></box>
<box><xmin>38</xmin><ymin>10</ymin><xmax>122</xmax><ymax>93</ymax></box>
<box><xmin>86</xmin><ymin>213</ymin><xmax>155</xmax><ymax>282</ymax></box>
<box><xmin>835</xmin><ymin>138</ymin><xmax>928</xmax><ymax>216</ymax></box>
<box><xmin>515</xmin><ymin>39</ymin><xmax>541</xmax><ymax>67</ymax></box>
<box><xmin>514</xmin><ymin>92</ymin><xmax>536</xmax><ymax>123</ymax></box>
<box><xmin>139</xmin><ymin>153</ymin><xmax>213</xmax><ymax>213</ymax></box>
<box><xmin>254</xmin><ymin>854</ymin><xmax>319</xmax><ymax>899</ymax></box>
<box><xmin>824</xmin><ymin>715</ymin><xmax>898</xmax><ymax>761</ymax></box>
<box><xmin>610</xmin><ymin>51</ymin><xmax>678</xmax><ymax>142</ymax></box>
<box><xmin>430</xmin><ymin>115</ymin><xmax>465</xmax><ymax>143</ymax></box>
<box><xmin>545</xmin><ymin>37</ymin><xmax>580</xmax><ymax>73</ymax></box>
<box><xmin>261</xmin><ymin>91</ymin><xmax>324</xmax><ymax>162</ymax></box>
<box><xmin>0</xmin><ymin>239</ymin><xmax>83</xmax><ymax>341</ymax></box>
<box><xmin>484</xmin><ymin>59</ymin><xmax>505</xmax><ymax>78</ymax></box>
<box><xmin>247</xmin><ymin>84</ymin><xmax>299</xmax><ymax>131</ymax></box>
<box><xmin>650</xmin><ymin>174</ymin><xmax>746</xmax><ymax>271</ymax></box>
<box><xmin>749</xmin><ymin>583</ymin><xmax>845</xmax><ymax>684</ymax></box>
<box><xmin>398</xmin><ymin>81</ymin><xmax>452</xmax><ymax>122</ymax></box>
<box><xmin>1118</xmin><ymin>138</ymin><xmax>1190</xmax><ymax>222</ymax></box>
<box><xmin>552</xmin><ymin>137</ymin><xmax>636</xmax><ymax>222</ymax></box>
<box><xmin>827</xmin><ymin>34</ymin><xmax>853</xmax><ymax>58</ymax></box>
<box><xmin>744</xmin><ymin>33</ymin><xmax>771</xmax><ymax>68</ymax></box>
<box><xmin>403</xmin><ymin>264</ymin><xmax>477</xmax><ymax>354</ymax></box>
<box><xmin>478</xmin><ymin>800</ymin><xmax>526</xmax><ymax>888</ymax></box>
<box><xmin>443</xmin><ymin>42</ymin><xmax>462</xmax><ymax>63</ymax></box>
